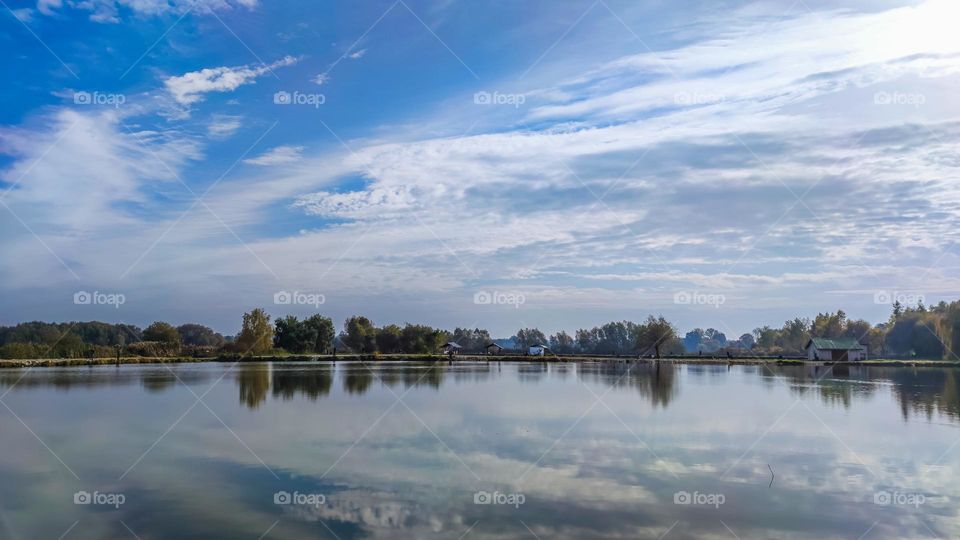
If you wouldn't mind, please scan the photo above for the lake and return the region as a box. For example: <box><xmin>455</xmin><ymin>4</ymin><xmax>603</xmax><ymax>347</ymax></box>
<box><xmin>0</xmin><ymin>361</ymin><xmax>957</xmax><ymax>539</ymax></box>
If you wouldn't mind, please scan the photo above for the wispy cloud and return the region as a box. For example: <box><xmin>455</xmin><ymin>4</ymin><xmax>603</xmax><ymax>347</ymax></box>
<box><xmin>207</xmin><ymin>115</ymin><xmax>243</xmax><ymax>138</ymax></box>
<box><xmin>243</xmin><ymin>145</ymin><xmax>304</xmax><ymax>166</ymax></box>
<box><xmin>10</xmin><ymin>8</ymin><xmax>33</xmax><ymax>22</ymax></box>
<box><xmin>165</xmin><ymin>56</ymin><xmax>298</xmax><ymax>105</ymax></box>
<box><xmin>37</xmin><ymin>0</ymin><xmax>259</xmax><ymax>23</ymax></box>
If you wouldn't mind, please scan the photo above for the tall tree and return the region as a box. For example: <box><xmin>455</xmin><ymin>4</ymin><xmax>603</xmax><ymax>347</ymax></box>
<box><xmin>304</xmin><ymin>314</ymin><xmax>335</xmax><ymax>353</ymax></box>
<box><xmin>514</xmin><ymin>328</ymin><xmax>547</xmax><ymax>349</ymax></box>
<box><xmin>376</xmin><ymin>324</ymin><xmax>402</xmax><ymax>353</ymax></box>
<box><xmin>343</xmin><ymin>316</ymin><xmax>377</xmax><ymax>353</ymax></box>
<box><xmin>549</xmin><ymin>331</ymin><xmax>575</xmax><ymax>354</ymax></box>
<box><xmin>236</xmin><ymin>308</ymin><xmax>273</xmax><ymax>355</ymax></box>
<box><xmin>634</xmin><ymin>315</ymin><xmax>677</xmax><ymax>358</ymax></box>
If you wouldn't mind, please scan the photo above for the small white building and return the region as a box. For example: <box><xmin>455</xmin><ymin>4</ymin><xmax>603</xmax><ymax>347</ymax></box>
<box><xmin>805</xmin><ymin>338</ymin><xmax>866</xmax><ymax>361</ymax></box>
<box><xmin>527</xmin><ymin>344</ymin><xmax>549</xmax><ymax>356</ymax></box>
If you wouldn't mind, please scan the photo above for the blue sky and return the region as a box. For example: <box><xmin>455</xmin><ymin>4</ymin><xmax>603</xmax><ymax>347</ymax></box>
<box><xmin>1</xmin><ymin>0</ymin><xmax>958</xmax><ymax>336</ymax></box>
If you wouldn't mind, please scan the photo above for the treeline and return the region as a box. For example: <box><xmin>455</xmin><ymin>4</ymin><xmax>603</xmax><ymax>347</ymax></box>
<box><xmin>0</xmin><ymin>321</ymin><xmax>227</xmax><ymax>359</ymax></box>
<box><xmin>1</xmin><ymin>300</ymin><xmax>958</xmax><ymax>360</ymax></box>
<box><xmin>744</xmin><ymin>300</ymin><xmax>959</xmax><ymax>359</ymax></box>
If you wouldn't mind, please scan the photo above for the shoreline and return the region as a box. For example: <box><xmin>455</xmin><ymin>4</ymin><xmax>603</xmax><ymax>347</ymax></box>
<box><xmin>0</xmin><ymin>354</ymin><xmax>956</xmax><ymax>369</ymax></box>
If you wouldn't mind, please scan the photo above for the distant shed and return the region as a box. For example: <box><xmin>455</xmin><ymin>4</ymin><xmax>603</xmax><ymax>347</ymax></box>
<box><xmin>805</xmin><ymin>338</ymin><xmax>866</xmax><ymax>361</ymax></box>
<box><xmin>440</xmin><ymin>341</ymin><xmax>463</xmax><ymax>355</ymax></box>
<box><xmin>527</xmin><ymin>344</ymin><xmax>550</xmax><ymax>356</ymax></box>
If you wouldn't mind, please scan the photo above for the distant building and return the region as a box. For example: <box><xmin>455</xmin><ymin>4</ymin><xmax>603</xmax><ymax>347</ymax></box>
<box><xmin>485</xmin><ymin>343</ymin><xmax>503</xmax><ymax>355</ymax></box>
<box><xmin>527</xmin><ymin>344</ymin><xmax>550</xmax><ymax>356</ymax></box>
<box><xmin>440</xmin><ymin>342</ymin><xmax>463</xmax><ymax>355</ymax></box>
<box><xmin>805</xmin><ymin>338</ymin><xmax>866</xmax><ymax>361</ymax></box>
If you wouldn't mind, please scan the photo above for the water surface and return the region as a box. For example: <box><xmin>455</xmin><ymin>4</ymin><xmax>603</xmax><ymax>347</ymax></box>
<box><xmin>1</xmin><ymin>361</ymin><xmax>958</xmax><ymax>539</ymax></box>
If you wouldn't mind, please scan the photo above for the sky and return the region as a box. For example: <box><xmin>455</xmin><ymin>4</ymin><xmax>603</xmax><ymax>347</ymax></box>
<box><xmin>0</xmin><ymin>0</ymin><xmax>958</xmax><ymax>337</ymax></box>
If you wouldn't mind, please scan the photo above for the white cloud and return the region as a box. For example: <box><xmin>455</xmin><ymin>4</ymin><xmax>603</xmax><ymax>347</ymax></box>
<box><xmin>11</xmin><ymin>8</ymin><xmax>33</xmax><ymax>22</ymax></box>
<box><xmin>36</xmin><ymin>0</ymin><xmax>258</xmax><ymax>22</ymax></box>
<box><xmin>348</xmin><ymin>49</ymin><xmax>367</xmax><ymax>59</ymax></box>
<box><xmin>312</xmin><ymin>73</ymin><xmax>330</xmax><ymax>86</ymax></box>
<box><xmin>165</xmin><ymin>56</ymin><xmax>297</xmax><ymax>105</ymax></box>
<box><xmin>207</xmin><ymin>115</ymin><xmax>243</xmax><ymax>138</ymax></box>
<box><xmin>243</xmin><ymin>145</ymin><xmax>304</xmax><ymax>166</ymax></box>
<box><xmin>36</xmin><ymin>0</ymin><xmax>60</xmax><ymax>16</ymax></box>
<box><xmin>0</xmin><ymin>108</ymin><xmax>202</xmax><ymax>287</ymax></box>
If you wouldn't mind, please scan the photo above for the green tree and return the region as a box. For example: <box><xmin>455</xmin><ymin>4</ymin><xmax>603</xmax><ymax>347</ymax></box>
<box><xmin>514</xmin><ymin>328</ymin><xmax>547</xmax><ymax>349</ymax></box>
<box><xmin>777</xmin><ymin>318</ymin><xmax>810</xmax><ymax>353</ymax></box>
<box><xmin>549</xmin><ymin>331</ymin><xmax>575</xmax><ymax>354</ymax></box>
<box><xmin>304</xmin><ymin>314</ymin><xmax>335</xmax><ymax>353</ymax></box>
<box><xmin>634</xmin><ymin>315</ymin><xmax>677</xmax><ymax>358</ymax></box>
<box><xmin>143</xmin><ymin>322</ymin><xmax>181</xmax><ymax>345</ymax></box>
<box><xmin>753</xmin><ymin>326</ymin><xmax>778</xmax><ymax>349</ymax></box>
<box><xmin>399</xmin><ymin>324</ymin><xmax>448</xmax><ymax>353</ymax></box>
<box><xmin>575</xmin><ymin>328</ymin><xmax>596</xmax><ymax>353</ymax></box>
<box><xmin>177</xmin><ymin>323</ymin><xmax>225</xmax><ymax>347</ymax></box>
<box><xmin>811</xmin><ymin>311</ymin><xmax>846</xmax><ymax>338</ymax></box>
<box><xmin>343</xmin><ymin>316</ymin><xmax>377</xmax><ymax>353</ymax></box>
<box><xmin>274</xmin><ymin>315</ymin><xmax>334</xmax><ymax>354</ymax></box>
<box><xmin>236</xmin><ymin>308</ymin><xmax>273</xmax><ymax>355</ymax></box>
<box><xmin>892</xmin><ymin>300</ymin><xmax>904</xmax><ymax>320</ymax></box>
<box><xmin>376</xmin><ymin>324</ymin><xmax>403</xmax><ymax>353</ymax></box>
<box><xmin>274</xmin><ymin>315</ymin><xmax>312</xmax><ymax>353</ymax></box>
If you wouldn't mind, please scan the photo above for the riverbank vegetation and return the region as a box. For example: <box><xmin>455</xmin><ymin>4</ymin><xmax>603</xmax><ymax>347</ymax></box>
<box><xmin>0</xmin><ymin>300</ymin><xmax>956</xmax><ymax>361</ymax></box>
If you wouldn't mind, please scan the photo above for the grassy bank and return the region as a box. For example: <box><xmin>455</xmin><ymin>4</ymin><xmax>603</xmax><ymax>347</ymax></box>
<box><xmin>1</xmin><ymin>354</ymin><xmax>957</xmax><ymax>369</ymax></box>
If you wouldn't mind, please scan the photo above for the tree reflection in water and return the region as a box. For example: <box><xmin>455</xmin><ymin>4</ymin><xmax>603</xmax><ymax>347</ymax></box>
<box><xmin>577</xmin><ymin>361</ymin><xmax>678</xmax><ymax>408</ymax></box>
<box><xmin>273</xmin><ymin>366</ymin><xmax>333</xmax><ymax>401</ymax></box>
<box><xmin>237</xmin><ymin>363</ymin><xmax>270</xmax><ymax>409</ymax></box>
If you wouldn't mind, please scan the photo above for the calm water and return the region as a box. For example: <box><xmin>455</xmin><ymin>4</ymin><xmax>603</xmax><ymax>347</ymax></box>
<box><xmin>1</xmin><ymin>361</ymin><xmax>959</xmax><ymax>539</ymax></box>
